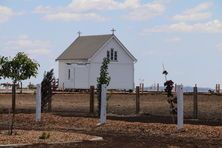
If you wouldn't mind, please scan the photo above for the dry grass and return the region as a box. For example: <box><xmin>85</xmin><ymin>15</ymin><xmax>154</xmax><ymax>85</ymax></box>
<box><xmin>0</xmin><ymin>93</ymin><xmax>222</xmax><ymax>120</ymax></box>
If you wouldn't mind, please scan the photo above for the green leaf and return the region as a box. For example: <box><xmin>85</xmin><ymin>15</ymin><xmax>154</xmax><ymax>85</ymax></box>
<box><xmin>2</xmin><ymin>52</ymin><xmax>39</xmax><ymax>82</ymax></box>
<box><xmin>97</xmin><ymin>57</ymin><xmax>111</xmax><ymax>85</ymax></box>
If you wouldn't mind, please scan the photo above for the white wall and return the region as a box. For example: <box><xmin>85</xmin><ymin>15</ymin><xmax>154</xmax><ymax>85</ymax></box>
<box><xmin>90</xmin><ymin>37</ymin><xmax>134</xmax><ymax>64</ymax></box>
<box><xmin>74</xmin><ymin>64</ymin><xmax>89</xmax><ymax>89</ymax></box>
<box><xmin>58</xmin><ymin>37</ymin><xmax>135</xmax><ymax>90</ymax></box>
<box><xmin>89</xmin><ymin>37</ymin><xmax>134</xmax><ymax>90</ymax></box>
<box><xmin>58</xmin><ymin>61</ymin><xmax>66</xmax><ymax>89</ymax></box>
<box><xmin>89</xmin><ymin>63</ymin><xmax>134</xmax><ymax>89</ymax></box>
<box><xmin>58</xmin><ymin>61</ymin><xmax>90</xmax><ymax>89</ymax></box>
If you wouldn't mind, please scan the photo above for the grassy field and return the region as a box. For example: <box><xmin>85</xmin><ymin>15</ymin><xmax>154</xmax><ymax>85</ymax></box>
<box><xmin>0</xmin><ymin>92</ymin><xmax>221</xmax><ymax>120</ymax></box>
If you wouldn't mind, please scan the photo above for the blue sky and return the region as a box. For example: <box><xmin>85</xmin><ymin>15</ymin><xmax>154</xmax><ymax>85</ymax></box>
<box><xmin>0</xmin><ymin>0</ymin><xmax>222</xmax><ymax>88</ymax></box>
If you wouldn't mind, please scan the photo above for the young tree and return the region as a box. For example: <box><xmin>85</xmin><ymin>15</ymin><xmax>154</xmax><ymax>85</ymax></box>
<box><xmin>41</xmin><ymin>69</ymin><xmax>55</xmax><ymax>112</ymax></box>
<box><xmin>3</xmin><ymin>52</ymin><xmax>39</xmax><ymax>134</ymax></box>
<box><xmin>97</xmin><ymin>58</ymin><xmax>111</xmax><ymax>85</ymax></box>
<box><xmin>97</xmin><ymin>57</ymin><xmax>111</xmax><ymax>116</ymax></box>
<box><xmin>0</xmin><ymin>56</ymin><xmax>8</xmax><ymax>79</ymax></box>
<box><xmin>162</xmin><ymin>66</ymin><xmax>177</xmax><ymax>123</ymax></box>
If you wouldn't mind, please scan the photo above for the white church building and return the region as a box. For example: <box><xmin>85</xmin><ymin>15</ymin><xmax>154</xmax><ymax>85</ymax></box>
<box><xmin>56</xmin><ymin>33</ymin><xmax>137</xmax><ymax>90</ymax></box>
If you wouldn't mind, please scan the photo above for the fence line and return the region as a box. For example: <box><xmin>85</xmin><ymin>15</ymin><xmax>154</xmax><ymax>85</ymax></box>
<box><xmin>1</xmin><ymin>85</ymin><xmax>222</xmax><ymax>121</ymax></box>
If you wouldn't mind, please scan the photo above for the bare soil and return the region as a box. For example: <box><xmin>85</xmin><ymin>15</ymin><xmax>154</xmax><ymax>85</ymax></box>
<box><xmin>0</xmin><ymin>93</ymin><xmax>222</xmax><ymax>147</ymax></box>
<box><xmin>0</xmin><ymin>130</ymin><xmax>97</xmax><ymax>145</ymax></box>
<box><xmin>0</xmin><ymin>113</ymin><xmax>222</xmax><ymax>147</ymax></box>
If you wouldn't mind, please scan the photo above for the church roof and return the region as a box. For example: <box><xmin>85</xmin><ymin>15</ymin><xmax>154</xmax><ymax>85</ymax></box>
<box><xmin>56</xmin><ymin>34</ymin><xmax>113</xmax><ymax>61</ymax></box>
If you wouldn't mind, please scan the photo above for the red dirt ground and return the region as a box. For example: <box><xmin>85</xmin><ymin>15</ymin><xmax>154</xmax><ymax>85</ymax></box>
<box><xmin>0</xmin><ymin>113</ymin><xmax>222</xmax><ymax>147</ymax></box>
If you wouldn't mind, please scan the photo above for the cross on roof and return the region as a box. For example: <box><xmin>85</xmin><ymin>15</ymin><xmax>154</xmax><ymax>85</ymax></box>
<box><xmin>111</xmin><ymin>28</ymin><xmax>116</xmax><ymax>35</ymax></box>
<box><xmin>77</xmin><ymin>31</ymin><xmax>81</xmax><ymax>37</ymax></box>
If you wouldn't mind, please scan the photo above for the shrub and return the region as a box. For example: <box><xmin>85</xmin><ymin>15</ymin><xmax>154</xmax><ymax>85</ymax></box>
<box><xmin>39</xmin><ymin>132</ymin><xmax>50</xmax><ymax>140</ymax></box>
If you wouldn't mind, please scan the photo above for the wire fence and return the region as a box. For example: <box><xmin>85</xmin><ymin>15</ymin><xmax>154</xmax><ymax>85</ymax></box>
<box><xmin>0</xmin><ymin>91</ymin><xmax>222</xmax><ymax>121</ymax></box>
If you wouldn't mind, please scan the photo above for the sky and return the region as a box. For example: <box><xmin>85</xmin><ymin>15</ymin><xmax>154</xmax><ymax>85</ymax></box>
<box><xmin>0</xmin><ymin>0</ymin><xmax>222</xmax><ymax>88</ymax></box>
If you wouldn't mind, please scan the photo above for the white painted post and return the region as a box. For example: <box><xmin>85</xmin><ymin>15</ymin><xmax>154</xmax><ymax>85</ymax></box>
<box><xmin>36</xmin><ymin>84</ymin><xmax>41</xmax><ymax>122</ymax></box>
<box><xmin>176</xmin><ymin>85</ymin><xmax>184</xmax><ymax>130</ymax></box>
<box><xmin>100</xmin><ymin>84</ymin><xmax>107</xmax><ymax>124</ymax></box>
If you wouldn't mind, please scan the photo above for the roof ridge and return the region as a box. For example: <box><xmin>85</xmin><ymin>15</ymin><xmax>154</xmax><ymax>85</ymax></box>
<box><xmin>79</xmin><ymin>34</ymin><xmax>113</xmax><ymax>37</ymax></box>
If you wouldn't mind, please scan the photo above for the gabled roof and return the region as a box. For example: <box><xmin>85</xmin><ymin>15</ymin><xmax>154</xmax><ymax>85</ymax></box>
<box><xmin>56</xmin><ymin>34</ymin><xmax>113</xmax><ymax>61</ymax></box>
<box><xmin>56</xmin><ymin>34</ymin><xmax>137</xmax><ymax>62</ymax></box>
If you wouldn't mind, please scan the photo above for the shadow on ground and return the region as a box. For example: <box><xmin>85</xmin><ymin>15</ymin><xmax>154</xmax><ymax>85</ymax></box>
<box><xmin>52</xmin><ymin>111</ymin><xmax>222</xmax><ymax>126</ymax></box>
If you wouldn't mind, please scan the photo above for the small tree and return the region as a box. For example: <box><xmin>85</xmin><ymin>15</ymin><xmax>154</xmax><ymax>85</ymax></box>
<box><xmin>97</xmin><ymin>58</ymin><xmax>111</xmax><ymax>116</ymax></box>
<box><xmin>162</xmin><ymin>67</ymin><xmax>177</xmax><ymax>123</ymax></box>
<box><xmin>0</xmin><ymin>56</ymin><xmax>8</xmax><ymax>79</ymax></box>
<box><xmin>41</xmin><ymin>69</ymin><xmax>55</xmax><ymax>112</ymax></box>
<box><xmin>2</xmin><ymin>52</ymin><xmax>39</xmax><ymax>135</ymax></box>
<box><xmin>0</xmin><ymin>56</ymin><xmax>7</xmax><ymax>133</ymax></box>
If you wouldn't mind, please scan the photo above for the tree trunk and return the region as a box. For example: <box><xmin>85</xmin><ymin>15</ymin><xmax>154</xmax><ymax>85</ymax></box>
<box><xmin>48</xmin><ymin>96</ymin><xmax>52</xmax><ymax>112</ymax></box>
<box><xmin>10</xmin><ymin>82</ymin><xmax>16</xmax><ymax>135</ymax></box>
<box><xmin>20</xmin><ymin>82</ymin><xmax>22</xmax><ymax>94</ymax></box>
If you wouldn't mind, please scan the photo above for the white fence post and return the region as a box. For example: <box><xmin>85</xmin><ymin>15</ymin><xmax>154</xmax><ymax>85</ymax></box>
<box><xmin>36</xmin><ymin>84</ymin><xmax>41</xmax><ymax>122</ymax></box>
<box><xmin>176</xmin><ymin>85</ymin><xmax>184</xmax><ymax>130</ymax></box>
<box><xmin>100</xmin><ymin>84</ymin><xmax>107</xmax><ymax>124</ymax></box>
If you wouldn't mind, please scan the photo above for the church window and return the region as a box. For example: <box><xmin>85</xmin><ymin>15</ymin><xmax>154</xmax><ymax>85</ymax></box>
<box><xmin>114</xmin><ymin>51</ymin><xmax>117</xmax><ymax>61</ymax></box>
<box><xmin>107</xmin><ymin>51</ymin><xmax>110</xmax><ymax>59</ymax></box>
<box><xmin>68</xmin><ymin>69</ymin><xmax>70</xmax><ymax>80</ymax></box>
<box><xmin>111</xmin><ymin>48</ymin><xmax>114</xmax><ymax>60</ymax></box>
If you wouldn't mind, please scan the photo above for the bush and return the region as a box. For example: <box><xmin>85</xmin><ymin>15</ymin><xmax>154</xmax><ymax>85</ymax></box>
<box><xmin>39</xmin><ymin>132</ymin><xmax>50</xmax><ymax>140</ymax></box>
